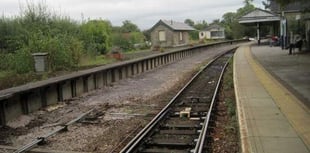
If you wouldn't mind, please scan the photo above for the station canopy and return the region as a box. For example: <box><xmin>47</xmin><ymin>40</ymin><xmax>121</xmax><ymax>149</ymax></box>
<box><xmin>239</xmin><ymin>8</ymin><xmax>280</xmax><ymax>25</ymax></box>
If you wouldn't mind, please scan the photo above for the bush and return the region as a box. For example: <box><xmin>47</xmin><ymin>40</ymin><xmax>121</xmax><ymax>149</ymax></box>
<box><xmin>0</xmin><ymin>54</ymin><xmax>11</xmax><ymax>71</ymax></box>
<box><xmin>80</xmin><ymin>20</ymin><xmax>112</xmax><ymax>55</ymax></box>
<box><xmin>13</xmin><ymin>49</ymin><xmax>34</xmax><ymax>73</ymax></box>
<box><xmin>36</xmin><ymin>34</ymin><xmax>84</xmax><ymax>71</ymax></box>
<box><xmin>0</xmin><ymin>49</ymin><xmax>33</xmax><ymax>73</ymax></box>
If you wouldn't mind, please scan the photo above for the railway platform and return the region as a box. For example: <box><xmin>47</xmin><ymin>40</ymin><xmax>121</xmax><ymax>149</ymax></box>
<box><xmin>234</xmin><ymin>44</ymin><xmax>310</xmax><ymax>153</ymax></box>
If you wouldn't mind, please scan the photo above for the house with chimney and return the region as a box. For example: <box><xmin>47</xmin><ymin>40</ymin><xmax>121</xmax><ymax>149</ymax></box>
<box><xmin>150</xmin><ymin>20</ymin><xmax>195</xmax><ymax>49</ymax></box>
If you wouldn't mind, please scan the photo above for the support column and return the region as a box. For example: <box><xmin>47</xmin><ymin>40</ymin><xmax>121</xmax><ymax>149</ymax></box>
<box><xmin>257</xmin><ymin>22</ymin><xmax>260</xmax><ymax>45</ymax></box>
<box><xmin>0</xmin><ymin>100</ymin><xmax>6</xmax><ymax>125</ymax></box>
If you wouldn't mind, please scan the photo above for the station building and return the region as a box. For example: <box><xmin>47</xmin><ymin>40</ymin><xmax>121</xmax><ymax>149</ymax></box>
<box><xmin>150</xmin><ymin>20</ymin><xmax>195</xmax><ymax>49</ymax></box>
<box><xmin>199</xmin><ymin>24</ymin><xmax>225</xmax><ymax>40</ymax></box>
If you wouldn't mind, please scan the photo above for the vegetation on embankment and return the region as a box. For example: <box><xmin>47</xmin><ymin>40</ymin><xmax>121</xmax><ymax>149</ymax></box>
<box><xmin>0</xmin><ymin>0</ymin><xmax>259</xmax><ymax>90</ymax></box>
<box><xmin>0</xmin><ymin>2</ymin><xmax>148</xmax><ymax>90</ymax></box>
<box><xmin>209</xmin><ymin>58</ymin><xmax>240</xmax><ymax>153</ymax></box>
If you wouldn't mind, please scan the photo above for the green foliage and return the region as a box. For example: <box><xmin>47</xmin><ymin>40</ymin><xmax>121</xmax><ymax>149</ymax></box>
<box><xmin>184</xmin><ymin>19</ymin><xmax>195</xmax><ymax>27</ymax></box>
<box><xmin>111</xmin><ymin>31</ymin><xmax>145</xmax><ymax>52</ymax></box>
<box><xmin>36</xmin><ymin>34</ymin><xmax>84</xmax><ymax>71</ymax></box>
<box><xmin>142</xmin><ymin>29</ymin><xmax>151</xmax><ymax>41</ymax></box>
<box><xmin>13</xmin><ymin>49</ymin><xmax>34</xmax><ymax>73</ymax></box>
<box><xmin>0</xmin><ymin>1</ymin><xmax>150</xmax><ymax>81</ymax></box>
<box><xmin>221</xmin><ymin>1</ymin><xmax>256</xmax><ymax>39</ymax></box>
<box><xmin>194</xmin><ymin>20</ymin><xmax>208</xmax><ymax>30</ymax></box>
<box><xmin>189</xmin><ymin>31</ymin><xmax>199</xmax><ymax>41</ymax></box>
<box><xmin>80</xmin><ymin>20</ymin><xmax>112</xmax><ymax>55</ymax></box>
<box><xmin>0</xmin><ymin>17</ymin><xmax>27</xmax><ymax>52</ymax></box>
<box><xmin>0</xmin><ymin>49</ymin><xmax>33</xmax><ymax>73</ymax></box>
<box><xmin>0</xmin><ymin>54</ymin><xmax>10</xmax><ymax>70</ymax></box>
<box><xmin>80</xmin><ymin>55</ymin><xmax>115</xmax><ymax>67</ymax></box>
<box><xmin>0</xmin><ymin>1</ymin><xmax>89</xmax><ymax>73</ymax></box>
<box><xmin>121</xmin><ymin>20</ymin><xmax>140</xmax><ymax>32</ymax></box>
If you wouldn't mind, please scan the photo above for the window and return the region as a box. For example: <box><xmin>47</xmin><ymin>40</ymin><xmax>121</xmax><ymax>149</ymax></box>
<box><xmin>159</xmin><ymin>31</ymin><xmax>166</xmax><ymax>41</ymax></box>
<box><xmin>211</xmin><ymin>31</ymin><xmax>224</xmax><ymax>37</ymax></box>
<box><xmin>179</xmin><ymin>32</ymin><xmax>183</xmax><ymax>41</ymax></box>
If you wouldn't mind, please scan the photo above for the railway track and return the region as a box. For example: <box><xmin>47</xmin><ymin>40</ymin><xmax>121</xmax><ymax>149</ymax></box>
<box><xmin>11</xmin><ymin>109</ymin><xmax>95</xmax><ymax>153</ymax></box>
<box><xmin>120</xmin><ymin>49</ymin><xmax>235</xmax><ymax>153</ymax></box>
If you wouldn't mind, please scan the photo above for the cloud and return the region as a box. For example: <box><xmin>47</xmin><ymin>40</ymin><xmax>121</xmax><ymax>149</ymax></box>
<box><xmin>0</xmin><ymin>0</ymin><xmax>264</xmax><ymax>29</ymax></box>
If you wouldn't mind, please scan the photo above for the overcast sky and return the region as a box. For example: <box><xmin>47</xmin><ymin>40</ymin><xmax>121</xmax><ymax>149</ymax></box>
<box><xmin>1</xmin><ymin>0</ymin><xmax>264</xmax><ymax>30</ymax></box>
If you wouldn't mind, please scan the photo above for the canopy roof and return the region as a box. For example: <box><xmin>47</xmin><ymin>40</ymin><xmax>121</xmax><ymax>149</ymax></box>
<box><xmin>239</xmin><ymin>8</ymin><xmax>280</xmax><ymax>24</ymax></box>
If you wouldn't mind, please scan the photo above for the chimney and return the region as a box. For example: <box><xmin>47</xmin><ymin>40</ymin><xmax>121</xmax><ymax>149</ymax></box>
<box><xmin>170</xmin><ymin>20</ymin><xmax>173</xmax><ymax>25</ymax></box>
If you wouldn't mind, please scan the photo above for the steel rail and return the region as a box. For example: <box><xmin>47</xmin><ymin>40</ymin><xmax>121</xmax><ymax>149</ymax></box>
<box><xmin>120</xmin><ymin>61</ymin><xmax>204</xmax><ymax>153</ymax></box>
<box><xmin>13</xmin><ymin>109</ymin><xmax>94</xmax><ymax>153</ymax></box>
<box><xmin>194</xmin><ymin>55</ymin><xmax>233</xmax><ymax>153</ymax></box>
<box><xmin>120</xmin><ymin>49</ymin><xmax>235</xmax><ymax>153</ymax></box>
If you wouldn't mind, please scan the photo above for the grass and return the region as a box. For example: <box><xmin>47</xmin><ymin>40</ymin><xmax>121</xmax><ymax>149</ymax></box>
<box><xmin>80</xmin><ymin>55</ymin><xmax>116</xmax><ymax>67</ymax></box>
<box><xmin>0</xmin><ymin>48</ymin><xmax>154</xmax><ymax>90</ymax></box>
<box><xmin>0</xmin><ymin>55</ymin><xmax>117</xmax><ymax>90</ymax></box>
<box><xmin>0</xmin><ymin>71</ymin><xmax>13</xmax><ymax>79</ymax></box>
<box><xmin>123</xmin><ymin>48</ymin><xmax>150</xmax><ymax>54</ymax></box>
<box><xmin>222</xmin><ymin>57</ymin><xmax>238</xmax><ymax>132</ymax></box>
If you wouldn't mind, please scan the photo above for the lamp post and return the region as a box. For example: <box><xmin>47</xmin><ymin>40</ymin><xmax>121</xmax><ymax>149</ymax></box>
<box><xmin>296</xmin><ymin>14</ymin><xmax>301</xmax><ymax>34</ymax></box>
<box><xmin>281</xmin><ymin>11</ymin><xmax>287</xmax><ymax>49</ymax></box>
<box><xmin>257</xmin><ymin>22</ymin><xmax>260</xmax><ymax>45</ymax></box>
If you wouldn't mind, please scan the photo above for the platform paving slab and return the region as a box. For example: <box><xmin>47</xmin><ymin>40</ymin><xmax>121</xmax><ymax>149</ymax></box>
<box><xmin>234</xmin><ymin>45</ymin><xmax>310</xmax><ymax>153</ymax></box>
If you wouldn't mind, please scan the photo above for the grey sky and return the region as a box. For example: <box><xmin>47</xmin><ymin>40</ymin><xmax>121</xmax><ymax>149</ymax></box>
<box><xmin>1</xmin><ymin>0</ymin><xmax>264</xmax><ymax>29</ymax></box>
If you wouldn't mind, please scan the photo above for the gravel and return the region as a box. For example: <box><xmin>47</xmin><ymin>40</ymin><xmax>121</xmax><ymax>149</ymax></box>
<box><xmin>1</xmin><ymin>44</ymin><xmax>239</xmax><ymax>152</ymax></box>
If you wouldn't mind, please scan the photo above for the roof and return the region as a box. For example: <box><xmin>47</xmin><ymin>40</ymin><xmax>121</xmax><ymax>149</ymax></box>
<box><xmin>150</xmin><ymin>19</ymin><xmax>195</xmax><ymax>31</ymax></box>
<box><xmin>239</xmin><ymin>8</ymin><xmax>280</xmax><ymax>24</ymax></box>
<box><xmin>203</xmin><ymin>24</ymin><xmax>224</xmax><ymax>31</ymax></box>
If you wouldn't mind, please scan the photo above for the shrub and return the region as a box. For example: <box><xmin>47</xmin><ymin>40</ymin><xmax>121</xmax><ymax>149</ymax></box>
<box><xmin>0</xmin><ymin>49</ymin><xmax>34</xmax><ymax>73</ymax></box>
<box><xmin>13</xmin><ymin>49</ymin><xmax>34</xmax><ymax>73</ymax></box>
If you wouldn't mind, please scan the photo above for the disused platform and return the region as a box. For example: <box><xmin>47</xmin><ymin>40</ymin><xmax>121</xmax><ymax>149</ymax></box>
<box><xmin>234</xmin><ymin>44</ymin><xmax>310</xmax><ymax>153</ymax></box>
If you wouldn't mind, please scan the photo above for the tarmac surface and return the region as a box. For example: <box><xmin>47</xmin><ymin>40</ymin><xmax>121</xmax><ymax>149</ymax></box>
<box><xmin>251</xmin><ymin>45</ymin><xmax>310</xmax><ymax>108</ymax></box>
<box><xmin>234</xmin><ymin>44</ymin><xmax>310</xmax><ymax>153</ymax></box>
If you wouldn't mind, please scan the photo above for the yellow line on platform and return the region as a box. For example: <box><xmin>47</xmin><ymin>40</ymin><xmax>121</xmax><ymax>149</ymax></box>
<box><xmin>234</xmin><ymin>46</ymin><xmax>251</xmax><ymax>153</ymax></box>
<box><xmin>244</xmin><ymin>45</ymin><xmax>310</xmax><ymax>150</ymax></box>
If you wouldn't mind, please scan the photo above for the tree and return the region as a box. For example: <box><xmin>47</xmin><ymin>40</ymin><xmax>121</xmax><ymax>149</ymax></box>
<box><xmin>211</xmin><ymin>19</ymin><xmax>220</xmax><ymax>24</ymax></box>
<box><xmin>121</xmin><ymin>20</ymin><xmax>140</xmax><ymax>33</ymax></box>
<box><xmin>263</xmin><ymin>0</ymin><xmax>309</xmax><ymax>11</ymax></box>
<box><xmin>143</xmin><ymin>29</ymin><xmax>151</xmax><ymax>41</ymax></box>
<box><xmin>221</xmin><ymin>0</ymin><xmax>256</xmax><ymax>39</ymax></box>
<box><xmin>244</xmin><ymin>0</ymin><xmax>254</xmax><ymax>6</ymax></box>
<box><xmin>111</xmin><ymin>21</ymin><xmax>145</xmax><ymax>51</ymax></box>
<box><xmin>194</xmin><ymin>20</ymin><xmax>208</xmax><ymax>30</ymax></box>
<box><xmin>80</xmin><ymin>20</ymin><xmax>112</xmax><ymax>54</ymax></box>
<box><xmin>184</xmin><ymin>19</ymin><xmax>195</xmax><ymax>27</ymax></box>
<box><xmin>111</xmin><ymin>32</ymin><xmax>145</xmax><ymax>51</ymax></box>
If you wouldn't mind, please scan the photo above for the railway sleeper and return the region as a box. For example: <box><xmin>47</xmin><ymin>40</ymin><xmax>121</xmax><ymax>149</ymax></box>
<box><xmin>176</xmin><ymin>101</ymin><xmax>210</xmax><ymax>106</ymax></box>
<box><xmin>162</xmin><ymin>124</ymin><xmax>202</xmax><ymax>129</ymax></box>
<box><xmin>141</xmin><ymin>147</ymin><xmax>190</xmax><ymax>153</ymax></box>
<box><xmin>159</xmin><ymin>129</ymin><xmax>198</xmax><ymax>135</ymax></box>
<box><xmin>186</xmin><ymin>97</ymin><xmax>211</xmax><ymax>103</ymax></box>
<box><xmin>170</xmin><ymin>111</ymin><xmax>207</xmax><ymax>118</ymax></box>
<box><xmin>162</xmin><ymin>119</ymin><xmax>202</xmax><ymax>128</ymax></box>
<box><xmin>173</xmin><ymin>107</ymin><xmax>209</xmax><ymax>113</ymax></box>
<box><xmin>146</xmin><ymin>141</ymin><xmax>195</xmax><ymax>148</ymax></box>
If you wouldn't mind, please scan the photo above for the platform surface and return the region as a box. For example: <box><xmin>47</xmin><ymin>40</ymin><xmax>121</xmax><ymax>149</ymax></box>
<box><xmin>251</xmin><ymin>45</ymin><xmax>310</xmax><ymax>107</ymax></box>
<box><xmin>234</xmin><ymin>45</ymin><xmax>310</xmax><ymax>153</ymax></box>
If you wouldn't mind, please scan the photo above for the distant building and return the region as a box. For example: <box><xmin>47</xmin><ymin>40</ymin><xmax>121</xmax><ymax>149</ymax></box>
<box><xmin>239</xmin><ymin>8</ymin><xmax>281</xmax><ymax>45</ymax></box>
<box><xmin>199</xmin><ymin>24</ymin><xmax>225</xmax><ymax>40</ymax></box>
<box><xmin>150</xmin><ymin>20</ymin><xmax>195</xmax><ymax>48</ymax></box>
